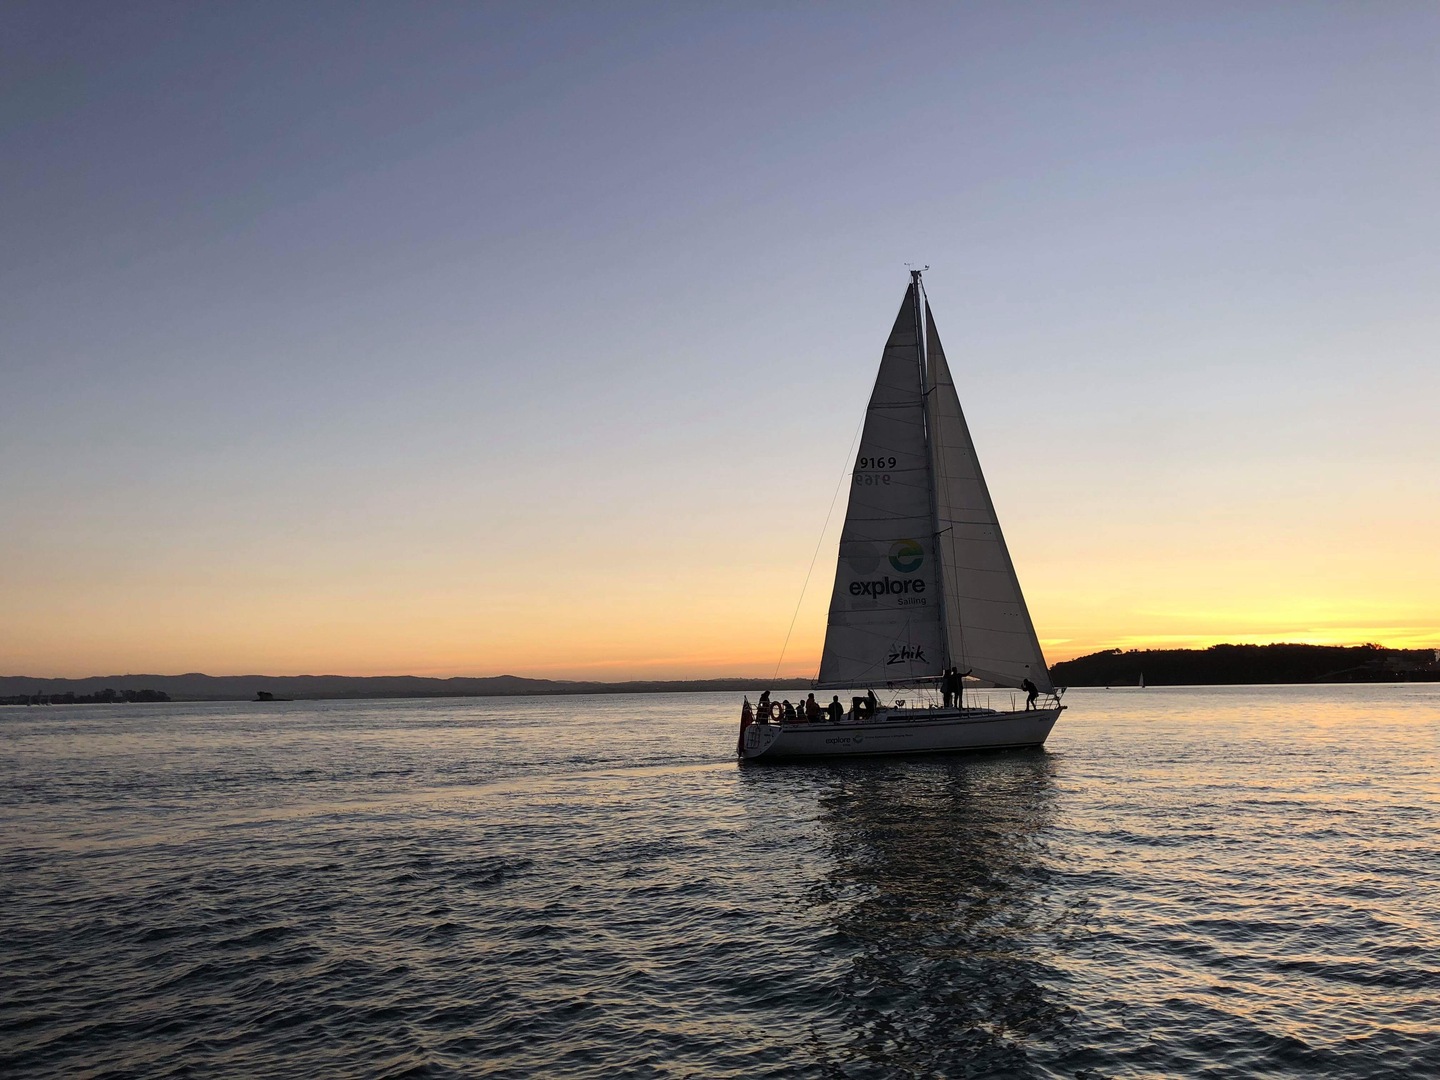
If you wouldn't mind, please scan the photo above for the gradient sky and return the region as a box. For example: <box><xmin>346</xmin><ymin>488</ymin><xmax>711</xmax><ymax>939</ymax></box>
<box><xmin>4</xmin><ymin>3</ymin><xmax>1438</xmax><ymax>679</ymax></box>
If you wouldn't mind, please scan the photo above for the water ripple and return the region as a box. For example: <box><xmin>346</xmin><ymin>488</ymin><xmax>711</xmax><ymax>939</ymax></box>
<box><xmin>1</xmin><ymin>686</ymin><xmax>1437</xmax><ymax>1077</ymax></box>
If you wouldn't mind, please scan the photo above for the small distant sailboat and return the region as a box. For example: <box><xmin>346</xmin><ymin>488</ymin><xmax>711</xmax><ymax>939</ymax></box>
<box><xmin>1138</xmin><ymin>672</ymin><xmax>1145</xmax><ymax>689</ymax></box>
<box><xmin>739</xmin><ymin>271</ymin><xmax>1064</xmax><ymax>760</ymax></box>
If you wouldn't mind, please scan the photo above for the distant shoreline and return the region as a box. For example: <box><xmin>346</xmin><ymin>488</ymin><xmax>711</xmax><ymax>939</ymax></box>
<box><xmin>0</xmin><ymin>673</ymin><xmax>816</xmax><ymax>704</ymax></box>
<box><xmin>1052</xmin><ymin>643</ymin><xmax>1439</xmax><ymax>687</ymax></box>
<box><xmin>4</xmin><ymin>644</ymin><xmax>1437</xmax><ymax>703</ymax></box>
<box><xmin>5</xmin><ymin>680</ymin><xmax>1439</xmax><ymax>709</ymax></box>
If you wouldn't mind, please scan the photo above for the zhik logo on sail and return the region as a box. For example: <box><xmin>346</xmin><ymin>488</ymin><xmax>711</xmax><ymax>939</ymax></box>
<box><xmin>886</xmin><ymin>644</ymin><xmax>927</xmax><ymax>665</ymax></box>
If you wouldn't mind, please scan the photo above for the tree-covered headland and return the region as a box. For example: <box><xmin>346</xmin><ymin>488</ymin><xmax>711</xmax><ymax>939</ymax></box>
<box><xmin>1051</xmin><ymin>643</ymin><xmax>1440</xmax><ymax>687</ymax></box>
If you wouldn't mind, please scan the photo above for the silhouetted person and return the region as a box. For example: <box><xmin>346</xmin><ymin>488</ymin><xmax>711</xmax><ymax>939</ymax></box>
<box><xmin>758</xmin><ymin>689</ymin><xmax>772</xmax><ymax>720</ymax></box>
<box><xmin>865</xmin><ymin>689</ymin><xmax>878</xmax><ymax>717</ymax></box>
<box><xmin>1022</xmin><ymin>678</ymin><xmax>1039</xmax><ymax>710</ymax></box>
<box><xmin>782</xmin><ymin>700</ymin><xmax>796</xmax><ymax>721</ymax></box>
<box><xmin>805</xmin><ymin>693</ymin><xmax>821</xmax><ymax>721</ymax></box>
<box><xmin>942</xmin><ymin>667</ymin><xmax>961</xmax><ymax>709</ymax></box>
<box><xmin>828</xmin><ymin>695</ymin><xmax>844</xmax><ymax>722</ymax></box>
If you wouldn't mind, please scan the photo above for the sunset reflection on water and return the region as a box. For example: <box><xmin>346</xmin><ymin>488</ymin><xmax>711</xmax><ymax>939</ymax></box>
<box><xmin>1</xmin><ymin>686</ymin><xmax>1436</xmax><ymax>1077</ymax></box>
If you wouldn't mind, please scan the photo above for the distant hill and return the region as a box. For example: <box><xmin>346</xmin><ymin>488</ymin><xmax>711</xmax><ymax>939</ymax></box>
<box><xmin>0</xmin><ymin>672</ymin><xmax>814</xmax><ymax>703</ymax></box>
<box><xmin>10</xmin><ymin>645</ymin><xmax>1436</xmax><ymax>702</ymax></box>
<box><xmin>1051</xmin><ymin>644</ymin><xmax>1440</xmax><ymax>687</ymax></box>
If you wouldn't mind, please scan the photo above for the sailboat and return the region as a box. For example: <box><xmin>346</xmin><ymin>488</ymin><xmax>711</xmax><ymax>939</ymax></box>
<box><xmin>738</xmin><ymin>271</ymin><xmax>1064</xmax><ymax>760</ymax></box>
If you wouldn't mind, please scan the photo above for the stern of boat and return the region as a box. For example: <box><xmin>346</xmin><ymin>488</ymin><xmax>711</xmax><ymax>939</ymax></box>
<box><xmin>739</xmin><ymin>715</ymin><xmax>781</xmax><ymax>760</ymax></box>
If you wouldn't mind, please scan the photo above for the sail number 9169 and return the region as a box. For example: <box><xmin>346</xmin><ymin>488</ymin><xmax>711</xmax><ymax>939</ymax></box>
<box><xmin>855</xmin><ymin>455</ymin><xmax>896</xmax><ymax>485</ymax></box>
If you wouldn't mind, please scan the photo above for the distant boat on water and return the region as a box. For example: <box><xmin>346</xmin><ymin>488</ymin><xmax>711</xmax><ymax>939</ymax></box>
<box><xmin>738</xmin><ymin>271</ymin><xmax>1064</xmax><ymax>761</ymax></box>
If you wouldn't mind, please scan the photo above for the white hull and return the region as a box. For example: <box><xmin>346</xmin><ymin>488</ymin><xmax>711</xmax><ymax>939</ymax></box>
<box><xmin>739</xmin><ymin>706</ymin><xmax>1062</xmax><ymax>761</ymax></box>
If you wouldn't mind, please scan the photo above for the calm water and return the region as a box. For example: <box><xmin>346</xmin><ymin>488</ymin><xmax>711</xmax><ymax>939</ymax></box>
<box><xmin>2</xmin><ymin>685</ymin><xmax>1437</xmax><ymax>1078</ymax></box>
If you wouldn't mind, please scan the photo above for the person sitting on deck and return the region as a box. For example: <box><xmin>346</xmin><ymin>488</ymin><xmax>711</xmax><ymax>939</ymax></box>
<box><xmin>828</xmin><ymin>695</ymin><xmax>844</xmax><ymax>722</ymax></box>
<box><xmin>805</xmin><ymin>693</ymin><xmax>821</xmax><ymax>722</ymax></box>
<box><xmin>782</xmin><ymin>700</ymin><xmax>797</xmax><ymax>722</ymax></box>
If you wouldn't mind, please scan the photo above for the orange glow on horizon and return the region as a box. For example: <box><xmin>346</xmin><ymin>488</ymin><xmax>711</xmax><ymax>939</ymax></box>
<box><xmin>4</xmin><ymin>459</ymin><xmax>1436</xmax><ymax>680</ymax></box>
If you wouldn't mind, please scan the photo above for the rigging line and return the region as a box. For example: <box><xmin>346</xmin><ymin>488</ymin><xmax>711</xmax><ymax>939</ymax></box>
<box><xmin>772</xmin><ymin>412</ymin><xmax>867</xmax><ymax>683</ymax></box>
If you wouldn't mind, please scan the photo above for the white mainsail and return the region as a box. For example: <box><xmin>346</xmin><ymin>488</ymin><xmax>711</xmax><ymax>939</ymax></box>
<box><xmin>816</xmin><ymin>279</ymin><xmax>1053</xmax><ymax>693</ymax></box>
<box><xmin>816</xmin><ymin>284</ymin><xmax>945</xmax><ymax>688</ymax></box>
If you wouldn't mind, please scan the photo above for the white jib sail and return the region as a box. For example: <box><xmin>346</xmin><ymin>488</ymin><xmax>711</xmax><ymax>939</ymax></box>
<box><xmin>817</xmin><ymin>285</ymin><xmax>946</xmax><ymax>689</ymax></box>
<box><xmin>925</xmin><ymin>301</ymin><xmax>1053</xmax><ymax>693</ymax></box>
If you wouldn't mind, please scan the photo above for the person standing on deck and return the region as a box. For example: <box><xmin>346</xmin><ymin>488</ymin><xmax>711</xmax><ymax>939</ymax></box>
<box><xmin>1022</xmin><ymin>678</ymin><xmax>1039</xmax><ymax>710</ymax></box>
<box><xmin>943</xmin><ymin>667</ymin><xmax>960</xmax><ymax>709</ymax></box>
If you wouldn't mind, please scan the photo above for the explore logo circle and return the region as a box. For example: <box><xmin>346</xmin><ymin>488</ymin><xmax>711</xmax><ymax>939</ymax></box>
<box><xmin>888</xmin><ymin>539</ymin><xmax>923</xmax><ymax>573</ymax></box>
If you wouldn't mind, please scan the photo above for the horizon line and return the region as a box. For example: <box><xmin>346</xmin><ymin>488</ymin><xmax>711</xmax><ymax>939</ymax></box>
<box><xmin>5</xmin><ymin>641</ymin><xmax>1435</xmax><ymax>684</ymax></box>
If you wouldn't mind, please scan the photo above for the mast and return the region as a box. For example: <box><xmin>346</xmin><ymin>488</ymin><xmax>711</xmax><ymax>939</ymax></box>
<box><xmin>912</xmin><ymin>269</ymin><xmax>951</xmax><ymax>674</ymax></box>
